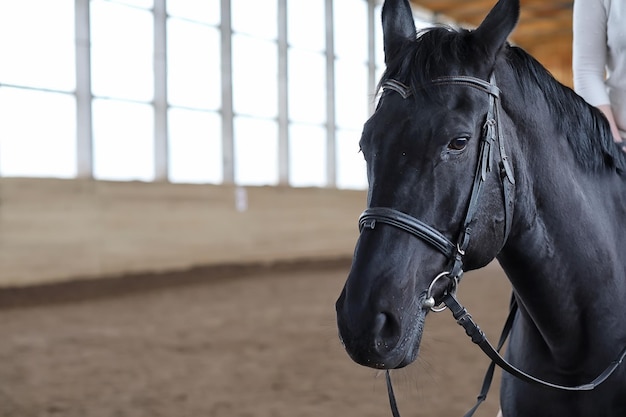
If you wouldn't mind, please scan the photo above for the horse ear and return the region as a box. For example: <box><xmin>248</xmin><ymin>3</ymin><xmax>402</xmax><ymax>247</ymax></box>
<box><xmin>471</xmin><ymin>0</ymin><xmax>520</xmax><ymax>59</ymax></box>
<box><xmin>382</xmin><ymin>0</ymin><xmax>417</xmax><ymax>64</ymax></box>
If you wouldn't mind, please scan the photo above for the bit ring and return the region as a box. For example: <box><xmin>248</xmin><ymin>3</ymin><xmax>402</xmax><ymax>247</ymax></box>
<box><xmin>423</xmin><ymin>271</ymin><xmax>458</xmax><ymax>312</ymax></box>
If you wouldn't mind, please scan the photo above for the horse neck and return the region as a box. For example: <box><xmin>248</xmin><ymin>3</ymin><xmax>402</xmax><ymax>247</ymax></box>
<box><xmin>497</xmin><ymin>106</ymin><xmax>626</xmax><ymax>361</ymax></box>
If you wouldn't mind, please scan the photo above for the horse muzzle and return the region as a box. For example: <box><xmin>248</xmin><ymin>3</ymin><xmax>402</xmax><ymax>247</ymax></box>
<box><xmin>335</xmin><ymin>286</ymin><xmax>426</xmax><ymax>369</ymax></box>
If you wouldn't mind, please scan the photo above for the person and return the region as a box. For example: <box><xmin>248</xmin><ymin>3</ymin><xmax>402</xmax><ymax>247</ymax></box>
<box><xmin>573</xmin><ymin>0</ymin><xmax>626</xmax><ymax>146</ymax></box>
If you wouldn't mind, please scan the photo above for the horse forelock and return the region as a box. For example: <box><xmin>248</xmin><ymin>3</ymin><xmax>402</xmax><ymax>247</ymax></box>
<box><xmin>377</xmin><ymin>26</ymin><xmax>474</xmax><ymax>99</ymax></box>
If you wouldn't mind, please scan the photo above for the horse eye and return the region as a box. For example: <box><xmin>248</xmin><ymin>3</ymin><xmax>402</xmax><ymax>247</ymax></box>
<box><xmin>448</xmin><ymin>137</ymin><xmax>468</xmax><ymax>151</ymax></box>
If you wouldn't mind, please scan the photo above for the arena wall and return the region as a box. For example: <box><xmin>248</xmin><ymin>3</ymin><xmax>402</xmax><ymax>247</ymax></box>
<box><xmin>0</xmin><ymin>178</ymin><xmax>365</xmax><ymax>287</ymax></box>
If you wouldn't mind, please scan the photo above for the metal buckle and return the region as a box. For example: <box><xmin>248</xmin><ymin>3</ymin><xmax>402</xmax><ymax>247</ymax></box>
<box><xmin>423</xmin><ymin>271</ymin><xmax>458</xmax><ymax>312</ymax></box>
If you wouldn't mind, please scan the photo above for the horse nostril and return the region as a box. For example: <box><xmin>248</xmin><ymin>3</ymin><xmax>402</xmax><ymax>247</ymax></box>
<box><xmin>373</xmin><ymin>312</ymin><xmax>401</xmax><ymax>352</ymax></box>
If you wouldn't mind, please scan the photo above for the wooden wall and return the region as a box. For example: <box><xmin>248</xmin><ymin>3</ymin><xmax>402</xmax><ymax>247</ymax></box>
<box><xmin>0</xmin><ymin>179</ymin><xmax>365</xmax><ymax>287</ymax></box>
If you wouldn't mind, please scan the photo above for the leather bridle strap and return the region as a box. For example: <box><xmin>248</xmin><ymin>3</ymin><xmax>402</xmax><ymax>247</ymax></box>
<box><xmin>443</xmin><ymin>292</ymin><xmax>626</xmax><ymax>392</ymax></box>
<box><xmin>363</xmin><ymin>74</ymin><xmax>510</xmax><ymax>284</ymax></box>
<box><xmin>386</xmin><ymin>294</ymin><xmax>626</xmax><ymax>417</ymax></box>
<box><xmin>460</xmin><ymin>294</ymin><xmax>517</xmax><ymax>417</ymax></box>
<box><xmin>359</xmin><ymin>208</ymin><xmax>455</xmax><ymax>257</ymax></box>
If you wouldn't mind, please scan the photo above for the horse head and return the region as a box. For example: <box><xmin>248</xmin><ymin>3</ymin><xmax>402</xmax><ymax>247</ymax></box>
<box><xmin>336</xmin><ymin>0</ymin><xmax>519</xmax><ymax>370</ymax></box>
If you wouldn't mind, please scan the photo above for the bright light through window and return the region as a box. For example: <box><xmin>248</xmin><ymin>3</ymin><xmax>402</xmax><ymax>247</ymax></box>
<box><xmin>289</xmin><ymin>49</ymin><xmax>326</xmax><ymax>124</ymax></box>
<box><xmin>335</xmin><ymin>59</ymin><xmax>369</xmax><ymax>129</ymax></box>
<box><xmin>110</xmin><ymin>0</ymin><xmax>153</xmax><ymax>9</ymax></box>
<box><xmin>232</xmin><ymin>34</ymin><xmax>278</xmax><ymax>118</ymax></box>
<box><xmin>232</xmin><ymin>0</ymin><xmax>277</xmax><ymax>40</ymax></box>
<box><xmin>334</xmin><ymin>0</ymin><xmax>368</xmax><ymax>61</ymax></box>
<box><xmin>0</xmin><ymin>88</ymin><xmax>77</xmax><ymax>178</ymax></box>
<box><xmin>167</xmin><ymin>0</ymin><xmax>220</xmax><ymax>25</ymax></box>
<box><xmin>289</xmin><ymin>124</ymin><xmax>327</xmax><ymax>187</ymax></box>
<box><xmin>288</xmin><ymin>0</ymin><xmax>325</xmax><ymax>52</ymax></box>
<box><xmin>0</xmin><ymin>0</ymin><xmax>388</xmax><ymax>189</ymax></box>
<box><xmin>234</xmin><ymin>117</ymin><xmax>278</xmax><ymax>186</ymax></box>
<box><xmin>168</xmin><ymin>109</ymin><xmax>222</xmax><ymax>184</ymax></box>
<box><xmin>375</xmin><ymin>4</ymin><xmax>385</xmax><ymax>78</ymax></box>
<box><xmin>336</xmin><ymin>129</ymin><xmax>367</xmax><ymax>190</ymax></box>
<box><xmin>167</xmin><ymin>18</ymin><xmax>221</xmax><ymax>110</ymax></box>
<box><xmin>0</xmin><ymin>0</ymin><xmax>75</xmax><ymax>91</ymax></box>
<box><xmin>92</xmin><ymin>99</ymin><xmax>154</xmax><ymax>181</ymax></box>
<box><xmin>90</xmin><ymin>0</ymin><xmax>154</xmax><ymax>101</ymax></box>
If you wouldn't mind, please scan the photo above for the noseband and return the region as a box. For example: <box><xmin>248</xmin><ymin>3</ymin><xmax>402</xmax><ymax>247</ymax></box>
<box><xmin>359</xmin><ymin>74</ymin><xmax>515</xmax><ymax>308</ymax></box>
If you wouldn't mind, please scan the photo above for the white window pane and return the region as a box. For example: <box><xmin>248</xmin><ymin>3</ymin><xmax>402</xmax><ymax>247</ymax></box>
<box><xmin>0</xmin><ymin>0</ymin><xmax>75</xmax><ymax>91</ymax></box>
<box><xmin>336</xmin><ymin>128</ymin><xmax>367</xmax><ymax>190</ymax></box>
<box><xmin>234</xmin><ymin>117</ymin><xmax>278</xmax><ymax>186</ymax></box>
<box><xmin>0</xmin><ymin>88</ymin><xmax>76</xmax><ymax>178</ymax></box>
<box><xmin>289</xmin><ymin>124</ymin><xmax>326</xmax><ymax>187</ymax></box>
<box><xmin>334</xmin><ymin>0</ymin><xmax>368</xmax><ymax>61</ymax></box>
<box><xmin>168</xmin><ymin>19</ymin><xmax>220</xmax><ymax>110</ymax></box>
<box><xmin>169</xmin><ymin>109</ymin><xmax>222</xmax><ymax>184</ymax></box>
<box><xmin>110</xmin><ymin>0</ymin><xmax>153</xmax><ymax>9</ymax></box>
<box><xmin>91</xmin><ymin>0</ymin><xmax>154</xmax><ymax>101</ymax></box>
<box><xmin>232</xmin><ymin>35</ymin><xmax>278</xmax><ymax>118</ymax></box>
<box><xmin>93</xmin><ymin>99</ymin><xmax>154</xmax><ymax>181</ymax></box>
<box><xmin>375</xmin><ymin>4</ymin><xmax>385</xmax><ymax>72</ymax></box>
<box><xmin>289</xmin><ymin>49</ymin><xmax>326</xmax><ymax>124</ymax></box>
<box><xmin>168</xmin><ymin>0</ymin><xmax>219</xmax><ymax>25</ymax></box>
<box><xmin>288</xmin><ymin>0</ymin><xmax>325</xmax><ymax>52</ymax></box>
<box><xmin>232</xmin><ymin>0</ymin><xmax>277</xmax><ymax>40</ymax></box>
<box><xmin>335</xmin><ymin>59</ymin><xmax>369</xmax><ymax>129</ymax></box>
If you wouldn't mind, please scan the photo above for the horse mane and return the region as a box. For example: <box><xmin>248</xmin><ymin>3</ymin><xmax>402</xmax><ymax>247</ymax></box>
<box><xmin>503</xmin><ymin>45</ymin><xmax>625</xmax><ymax>174</ymax></box>
<box><xmin>378</xmin><ymin>26</ymin><xmax>625</xmax><ymax>175</ymax></box>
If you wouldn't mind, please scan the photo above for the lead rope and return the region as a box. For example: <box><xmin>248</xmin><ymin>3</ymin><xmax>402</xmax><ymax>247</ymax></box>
<box><xmin>385</xmin><ymin>293</ymin><xmax>626</xmax><ymax>417</ymax></box>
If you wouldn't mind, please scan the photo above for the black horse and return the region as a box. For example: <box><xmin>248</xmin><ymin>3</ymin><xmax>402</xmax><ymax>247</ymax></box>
<box><xmin>335</xmin><ymin>0</ymin><xmax>626</xmax><ymax>415</ymax></box>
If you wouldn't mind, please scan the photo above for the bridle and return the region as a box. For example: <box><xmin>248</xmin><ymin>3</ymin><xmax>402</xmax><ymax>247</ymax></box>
<box><xmin>358</xmin><ymin>74</ymin><xmax>626</xmax><ymax>417</ymax></box>
<box><xmin>360</xmin><ymin>73</ymin><xmax>515</xmax><ymax>309</ymax></box>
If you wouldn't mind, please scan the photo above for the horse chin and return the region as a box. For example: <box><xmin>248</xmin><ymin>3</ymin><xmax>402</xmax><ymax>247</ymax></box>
<box><xmin>342</xmin><ymin>335</ymin><xmax>422</xmax><ymax>370</ymax></box>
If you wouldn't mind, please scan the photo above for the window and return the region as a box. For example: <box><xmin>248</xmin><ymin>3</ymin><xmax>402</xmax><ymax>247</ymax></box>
<box><xmin>167</xmin><ymin>0</ymin><xmax>219</xmax><ymax>25</ymax></box>
<box><xmin>231</xmin><ymin>0</ymin><xmax>277</xmax><ymax>40</ymax></box>
<box><xmin>232</xmin><ymin>35</ymin><xmax>278</xmax><ymax>118</ymax></box>
<box><xmin>168</xmin><ymin>109</ymin><xmax>222</xmax><ymax>184</ymax></box>
<box><xmin>0</xmin><ymin>88</ymin><xmax>76</xmax><ymax>178</ymax></box>
<box><xmin>0</xmin><ymin>0</ymin><xmax>399</xmax><ymax>189</ymax></box>
<box><xmin>289</xmin><ymin>124</ymin><xmax>326</xmax><ymax>187</ymax></box>
<box><xmin>166</xmin><ymin>2</ymin><xmax>221</xmax><ymax>185</ymax></box>
<box><xmin>234</xmin><ymin>117</ymin><xmax>278</xmax><ymax>186</ymax></box>
<box><xmin>90</xmin><ymin>0</ymin><xmax>154</xmax><ymax>101</ymax></box>
<box><xmin>92</xmin><ymin>99</ymin><xmax>154</xmax><ymax>181</ymax></box>
<box><xmin>0</xmin><ymin>0</ymin><xmax>75</xmax><ymax>91</ymax></box>
<box><xmin>334</xmin><ymin>0</ymin><xmax>368</xmax><ymax>62</ymax></box>
<box><xmin>288</xmin><ymin>49</ymin><xmax>326</xmax><ymax>125</ymax></box>
<box><xmin>287</xmin><ymin>0</ymin><xmax>325</xmax><ymax>52</ymax></box>
<box><xmin>167</xmin><ymin>19</ymin><xmax>220</xmax><ymax>111</ymax></box>
<box><xmin>0</xmin><ymin>0</ymin><xmax>76</xmax><ymax>178</ymax></box>
<box><xmin>230</xmin><ymin>0</ymin><xmax>279</xmax><ymax>186</ymax></box>
<box><xmin>333</xmin><ymin>0</ymin><xmax>370</xmax><ymax>189</ymax></box>
<box><xmin>336</xmin><ymin>129</ymin><xmax>367</xmax><ymax>190</ymax></box>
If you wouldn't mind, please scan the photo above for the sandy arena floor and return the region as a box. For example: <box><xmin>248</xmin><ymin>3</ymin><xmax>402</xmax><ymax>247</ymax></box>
<box><xmin>0</xmin><ymin>260</ymin><xmax>511</xmax><ymax>417</ymax></box>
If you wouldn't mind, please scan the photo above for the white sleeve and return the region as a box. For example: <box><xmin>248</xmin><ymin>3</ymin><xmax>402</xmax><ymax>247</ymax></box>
<box><xmin>572</xmin><ymin>0</ymin><xmax>610</xmax><ymax>106</ymax></box>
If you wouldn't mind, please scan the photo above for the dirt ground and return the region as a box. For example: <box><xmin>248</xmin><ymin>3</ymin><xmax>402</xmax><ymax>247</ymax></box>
<box><xmin>0</xmin><ymin>259</ymin><xmax>512</xmax><ymax>417</ymax></box>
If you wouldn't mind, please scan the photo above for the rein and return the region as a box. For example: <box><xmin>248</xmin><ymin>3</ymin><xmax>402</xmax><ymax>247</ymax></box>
<box><xmin>385</xmin><ymin>293</ymin><xmax>626</xmax><ymax>417</ymax></box>
<box><xmin>363</xmin><ymin>74</ymin><xmax>626</xmax><ymax>417</ymax></box>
